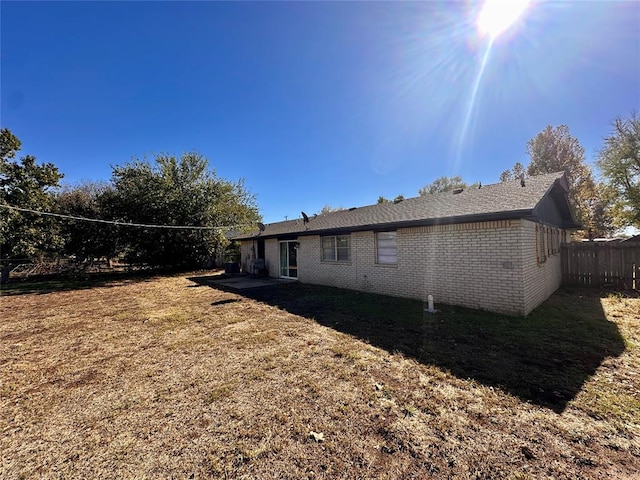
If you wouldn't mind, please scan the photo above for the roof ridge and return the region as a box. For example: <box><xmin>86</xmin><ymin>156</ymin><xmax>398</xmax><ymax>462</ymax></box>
<box><xmin>241</xmin><ymin>171</ymin><xmax>569</xmax><ymax>237</ymax></box>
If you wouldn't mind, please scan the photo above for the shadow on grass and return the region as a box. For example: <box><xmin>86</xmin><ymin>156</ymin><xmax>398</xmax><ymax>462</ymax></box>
<box><xmin>189</xmin><ymin>276</ymin><xmax>626</xmax><ymax>413</ymax></box>
<box><xmin>0</xmin><ymin>270</ymin><xmax>172</xmax><ymax>296</ymax></box>
<box><xmin>211</xmin><ymin>298</ymin><xmax>241</xmax><ymax>306</ymax></box>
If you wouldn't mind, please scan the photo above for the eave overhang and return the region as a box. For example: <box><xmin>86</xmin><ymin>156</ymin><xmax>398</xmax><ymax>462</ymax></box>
<box><xmin>237</xmin><ymin>209</ymin><xmax>536</xmax><ymax>241</ymax></box>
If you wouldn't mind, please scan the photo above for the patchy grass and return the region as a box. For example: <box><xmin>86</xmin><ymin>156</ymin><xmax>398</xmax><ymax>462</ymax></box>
<box><xmin>1</xmin><ymin>274</ymin><xmax>639</xmax><ymax>479</ymax></box>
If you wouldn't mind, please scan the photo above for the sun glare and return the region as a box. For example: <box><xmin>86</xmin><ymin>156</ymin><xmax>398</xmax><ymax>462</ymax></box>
<box><xmin>477</xmin><ymin>0</ymin><xmax>531</xmax><ymax>39</ymax></box>
<box><xmin>455</xmin><ymin>0</ymin><xmax>532</xmax><ymax>168</ymax></box>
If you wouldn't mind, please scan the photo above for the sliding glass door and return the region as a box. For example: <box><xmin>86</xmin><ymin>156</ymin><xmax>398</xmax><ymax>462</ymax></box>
<box><xmin>279</xmin><ymin>241</ymin><xmax>298</xmax><ymax>278</ymax></box>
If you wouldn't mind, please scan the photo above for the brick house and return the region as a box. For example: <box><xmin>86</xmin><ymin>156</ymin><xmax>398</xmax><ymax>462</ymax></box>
<box><xmin>236</xmin><ymin>172</ymin><xmax>580</xmax><ymax>316</ymax></box>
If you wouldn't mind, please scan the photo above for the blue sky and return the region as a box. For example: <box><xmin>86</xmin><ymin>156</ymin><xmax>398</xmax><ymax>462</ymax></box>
<box><xmin>2</xmin><ymin>1</ymin><xmax>639</xmax><ymax>224</ymax></box>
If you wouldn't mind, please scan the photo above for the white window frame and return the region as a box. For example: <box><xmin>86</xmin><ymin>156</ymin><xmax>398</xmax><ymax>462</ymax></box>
<box><xmin>376</xmin><ymin>231</ymin><xmax>397</xmax><ymax>265</ymax></box>
<box><xmin>321</xmin><ymin>235</ymin><xmax>351</xmax><ymax>262</ymax></box>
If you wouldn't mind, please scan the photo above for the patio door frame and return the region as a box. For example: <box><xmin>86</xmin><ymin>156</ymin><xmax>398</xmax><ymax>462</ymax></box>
<box><xmin>279</xmin><ymin>240</ymin><xmax>298</xmax><ymax>279</ymax></box>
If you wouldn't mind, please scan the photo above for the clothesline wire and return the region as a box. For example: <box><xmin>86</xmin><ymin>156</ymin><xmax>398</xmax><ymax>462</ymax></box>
<box><xmin>0</xmin><ymin>204</ymin><xmax>251</xmax><ymax>231</ymax></box>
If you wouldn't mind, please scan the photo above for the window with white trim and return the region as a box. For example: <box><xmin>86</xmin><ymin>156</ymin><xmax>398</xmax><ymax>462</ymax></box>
<box><xmin>376</xmin><ymin>231</ymin><xmax>397</xmax><ymax>264</ymax></box>
<box><xmin>321</xmin><ymin>235</ymin><xmax>351</xmax><ymax>262</ymax></box>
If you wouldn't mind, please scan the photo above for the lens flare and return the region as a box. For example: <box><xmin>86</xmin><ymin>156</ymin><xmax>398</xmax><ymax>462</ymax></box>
<box><xmin>456</xmin><ymin>38</ymin><xmax>494</xmax><ymax>167</ymax></box>
<box><xmin>454</xmin><ymin>0</ymin><xmax>533</xmax><ymax>167</ymax></box>
<box><xmin>477</xmin><ymin>0</ymin><xmax>532</xmax><ymax>39</ymax></box>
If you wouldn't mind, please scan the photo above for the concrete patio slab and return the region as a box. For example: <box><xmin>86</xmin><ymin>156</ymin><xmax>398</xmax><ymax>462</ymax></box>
<box><xmin>206</xmin><ymin>274</ymin><xmax>296</xmax><ymax>290</ymax></box>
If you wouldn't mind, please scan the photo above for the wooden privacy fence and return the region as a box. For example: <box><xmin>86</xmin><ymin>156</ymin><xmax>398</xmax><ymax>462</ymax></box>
<box><xmin>561</xmin><ymin>243</ymin><xmax>640</xmax><ymax>289</ymax></box>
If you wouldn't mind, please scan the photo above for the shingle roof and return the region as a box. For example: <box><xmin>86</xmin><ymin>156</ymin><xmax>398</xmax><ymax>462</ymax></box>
<box><xmin>237</xmin><ymin>172</ymin><xmax>574</xmax><ymax>240</ymax></box>
<box><xmin>622</xmin><ymin>234</ymin><xmax>640</xmax><ymax>243</ymax></box>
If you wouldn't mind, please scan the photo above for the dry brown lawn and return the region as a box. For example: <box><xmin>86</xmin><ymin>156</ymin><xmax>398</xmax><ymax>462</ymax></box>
<box><xmin>1</xmin><ymin>273</ymin><xmax>639</xmax><ymax>479</ymax></box>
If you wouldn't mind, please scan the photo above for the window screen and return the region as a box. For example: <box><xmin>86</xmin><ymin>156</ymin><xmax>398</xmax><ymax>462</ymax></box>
<box><xmin>376</xmin><ymin>231</ymin><xmax>397</xmax><ymax>264</ymax></box>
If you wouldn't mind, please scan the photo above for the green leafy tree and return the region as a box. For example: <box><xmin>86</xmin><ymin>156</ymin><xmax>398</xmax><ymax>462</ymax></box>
<box><xmin>419</xmin><ymin>176</ymin><xmax>467</xmax><ymax>195</ymax></box>
<box><xmin>0</xmin><ymin>128</ymin><xmax>21</xmax><ymax>160</ymax></box>
<box><xmin>56</xmin><ymin>181</ymin><xmax>120</xmax><ymax>263</ymax></box>
<box><xmin>525</xmin><ymin>125</ymin><xmax>608</xmax><ymax>237</ymax></box>
<box><xmin>377</xmin><ymin>195</ymin><xmax>408</xmax><ymax>203</ymax></box>
<box><xmin>597</xmin><ymin>112</ymin><xmax>640</xmax><ymax>229</ymax></box>
<box><xmin>0</xmin><ymin>128</ymin><xmax>64</xmax><ymax>259</ymax></box>
<box><xmin>592</xmin><ymin>182</ymin><xmax>615</xmax><ymax>235</ymax></box>
<box><xmin>109</xmin><ymin>152</ymin><xmax>260</xmax><ymax>268</ymax></box>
